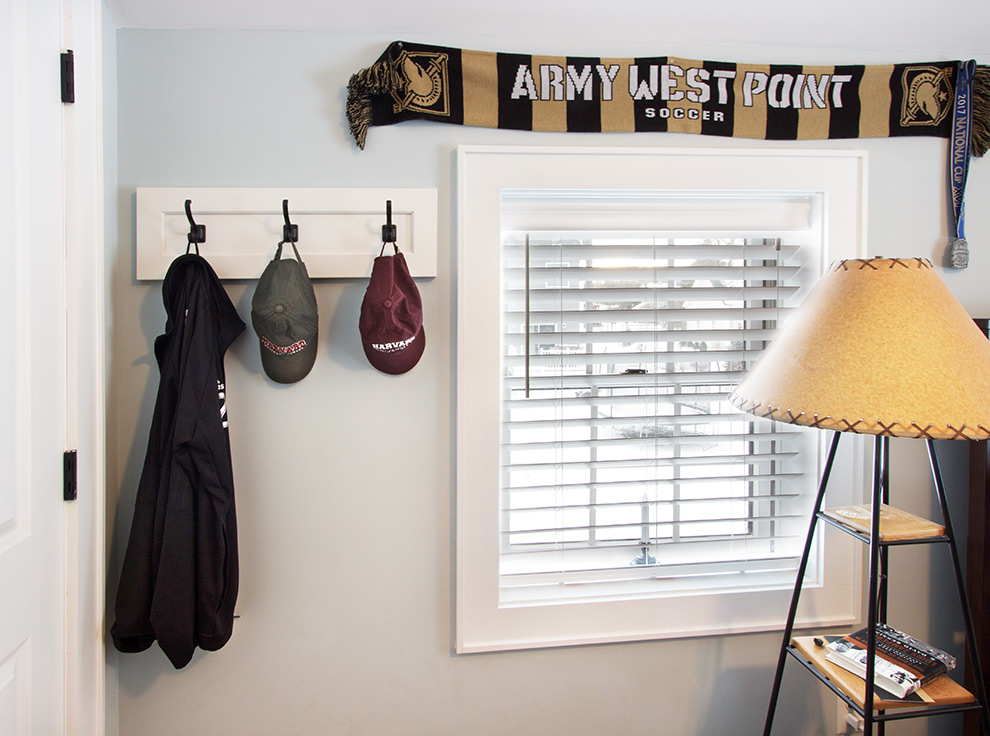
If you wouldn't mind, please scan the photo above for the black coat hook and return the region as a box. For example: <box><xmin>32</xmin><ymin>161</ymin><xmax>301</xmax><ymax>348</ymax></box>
<box><xmin>185</xmin><ymin>199</ymin><xmax>206</xmax><ymax>251</ymax></box>
<box><xmin>381</xmin><ymin>200</ymin><xmax>397</xmax><ymax>244</ymax></box>
<box><xmin>282</xmin><ymin>199</ymin><xmax>298</xmax><ymax>243</ymax></box>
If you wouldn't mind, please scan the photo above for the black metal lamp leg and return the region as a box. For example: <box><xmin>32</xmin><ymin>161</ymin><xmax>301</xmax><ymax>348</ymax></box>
<box><xmin>878</xmin><ymin>436</ymin><xmax>891</xmax><ymax>624</ymax></box>
<box><xmin>864</xmin><ymin>435</ymin><xmax>886</xmax><ymax>735</ymax></box>
<box><xmin>763</xmin><ymin>431</ymin><xmax>842</xmax><ymax>736</ymax></box>
<box><xmin>927</xmin><ymin>440</ymin><xmax>990</xmax><ymax>736</ymax></box>
<box><xmin>876</xmin><ymin>435</ymin><xmax>890</xmax><ymax>736</ymax></box>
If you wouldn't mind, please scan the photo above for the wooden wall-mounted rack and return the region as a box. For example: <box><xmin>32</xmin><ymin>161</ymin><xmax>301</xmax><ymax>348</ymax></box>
<box><xmin>135</xmin><ymin>187</ymin><xmax>438</xmax><ymax>280</ymax></box>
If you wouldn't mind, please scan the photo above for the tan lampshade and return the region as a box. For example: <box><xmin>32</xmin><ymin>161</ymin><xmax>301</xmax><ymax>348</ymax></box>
<box><xmin>729</xmin><ymin>257</ymin><xmax>990</xmax><ymax>440</ymax></box>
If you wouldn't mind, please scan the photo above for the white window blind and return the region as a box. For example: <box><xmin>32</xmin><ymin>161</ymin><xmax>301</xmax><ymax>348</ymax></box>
<box><xmin>498</xmin><ymin>194</ymin><xmax>820</xmax><ymax>604</ymax></box>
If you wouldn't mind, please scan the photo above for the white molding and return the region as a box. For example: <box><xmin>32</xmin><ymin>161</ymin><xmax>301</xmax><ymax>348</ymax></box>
<box><xmin>135</xmin><ymin>187</ymin><xmax>438</xmax><ymax>280</ymax></box>
<box><xmin>63</xmin><ymin>1</ymin><xmax>106</xmax><ymax>734</ymax></box>
<box><xmin>456</xmin><ymin>144</ymin><xmax>868</xmax><ymax>653</ymax></box>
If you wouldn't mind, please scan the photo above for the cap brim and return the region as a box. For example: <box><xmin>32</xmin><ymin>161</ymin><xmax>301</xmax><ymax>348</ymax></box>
<box><xmin>259</xmin><ymin>334</ymin><xmax>318</xmax><ymax>384</ymax></box>
<box><xmin>362</xmin><ymin>326</ymin><xmax>425</xmax><ymax>375</ymax></box>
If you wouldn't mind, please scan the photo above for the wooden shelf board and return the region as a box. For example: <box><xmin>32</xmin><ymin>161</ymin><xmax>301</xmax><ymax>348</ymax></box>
<box><xmin>821</xmin><ymin>504</ymin><xmax>945</xmax><ymax>541</ymax></box>
<box><xmin>790</xmin><ymin>636</ymin><xmax>974</xmax><ymax>711</ymax></box>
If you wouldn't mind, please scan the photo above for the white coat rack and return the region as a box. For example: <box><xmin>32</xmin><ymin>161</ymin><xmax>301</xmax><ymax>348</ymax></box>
<box><xmin>136</xmin><ymin>188</ymin><xmax>438</xmax><ymax>280</ymax></box>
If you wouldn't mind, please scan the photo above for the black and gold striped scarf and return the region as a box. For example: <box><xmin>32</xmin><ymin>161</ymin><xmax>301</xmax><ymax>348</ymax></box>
<box><xmin>347</xmin><ymin>41</ymin><xmax>990</xmax><ymax>155</ymax></box>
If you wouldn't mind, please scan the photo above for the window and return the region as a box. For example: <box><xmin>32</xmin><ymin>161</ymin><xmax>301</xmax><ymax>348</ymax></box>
<box><xmin>499</xmin><ymin>228</ymin><xmax>813</xmax><ymax>602</ymax></box>
<box><xmin>457</xmin><ymin>146</ymin><xmax>867</xmax><ymax>653</ymax></box>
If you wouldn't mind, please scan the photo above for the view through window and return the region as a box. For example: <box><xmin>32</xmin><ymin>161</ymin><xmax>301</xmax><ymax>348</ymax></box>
<box><xmin>499</xmin><ymin>228</ymin><xmax>817</xmax><ymax>604</ymax></box>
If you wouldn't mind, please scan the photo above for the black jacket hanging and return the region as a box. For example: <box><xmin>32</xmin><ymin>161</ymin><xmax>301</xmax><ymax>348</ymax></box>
<box><xmin>112</xmin><ymin>253</ymin><xmax>245</xmax><ymax>669</ymax></box>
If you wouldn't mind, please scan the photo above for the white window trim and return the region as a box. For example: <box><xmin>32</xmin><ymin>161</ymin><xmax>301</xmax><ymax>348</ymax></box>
<box><xmin>456</xmin><ymin>145</ymin><xmax>868</xmax><ymax>654</ymax></box>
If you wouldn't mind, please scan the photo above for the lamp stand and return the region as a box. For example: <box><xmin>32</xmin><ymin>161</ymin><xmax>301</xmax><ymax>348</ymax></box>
<box><xmin>763</xmin><ymin>433</ymin><xmax>990</xmax><ymax>735</ymax></box>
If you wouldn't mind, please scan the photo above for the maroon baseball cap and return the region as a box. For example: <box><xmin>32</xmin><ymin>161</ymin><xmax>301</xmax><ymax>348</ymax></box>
<box><xmin>359</xmin><ymin>248</ymin><xmax>425</xmax><ymax>374</ymax></box>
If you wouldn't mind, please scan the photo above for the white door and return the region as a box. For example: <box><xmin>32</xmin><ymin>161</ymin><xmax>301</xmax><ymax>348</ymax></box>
<box><xmin>0</xmin><ymin>0</ymin><xmax>69</xmax><ymax>733</ymax></box>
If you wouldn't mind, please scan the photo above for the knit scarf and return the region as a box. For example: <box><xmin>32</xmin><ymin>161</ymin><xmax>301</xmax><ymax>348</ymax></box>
<box><xmin>347</xmin><ymin>41</ymin><xmax>990</xmax><ymax>156</ymax></box>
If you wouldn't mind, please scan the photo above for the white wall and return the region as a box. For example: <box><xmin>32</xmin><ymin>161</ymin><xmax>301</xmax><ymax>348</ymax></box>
<box><xmin>107</xmin><ymin>17</ymin><xmax>990</xmax><ymax>736</ymax></box>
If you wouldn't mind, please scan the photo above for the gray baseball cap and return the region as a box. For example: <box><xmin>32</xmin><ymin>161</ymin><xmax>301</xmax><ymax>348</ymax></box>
<box><xmin>251</xmin><ymin>241</ymin><xmax>318</xmax><ymax>384</ymax></box>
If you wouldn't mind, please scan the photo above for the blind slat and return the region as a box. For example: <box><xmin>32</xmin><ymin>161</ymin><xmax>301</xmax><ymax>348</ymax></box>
<box><xmin>503</xmin><ymin>328</ymin><xmax>778</xmax><ymax>344</ymax></box>
<box><xmin>503</xmin><ymin>349</ymin><xmax>761</xmax><ymax>368</ymax></box>
<box><xmin>505</xmin><ymin>391</ymin><xmax>742</xmax><ymax>409</ymax></box>
<box><xmin>505</xmin><ymin>472</ymin><xmax>803</xmax><ymax>494</ymax></box>
<box><xmin>504</xmin><ymin>370</ymin><xmax>748</xmax><ymax>389</ymax></box>
<box><xmin>504</xmin><ymin>242</ymin><xmax>800</xmax><ymax>259</ymax></box>
<box><xmin>502</xmin><ymin>265</ymin><xmax>800</xmax><ymax>282</ymax></box>
<box><xmin>506</xmin><ymin>306</ymin><xmax>792</xmax><ymax>325</ymax></box>
<box><xmin>507</xmin><ymin>493</ymin><xmax>800</xmax><ymax>514</ymax></box>
<box><xmin>500</xmin><ymin>192</ymin><xmax>813</xmax><ymax>231</ymax></box>
<box><xmin>504</xmin><ymin>450</ymin><xmax>799</xmax><ymax>472</ymax></box>
<box><xmin>504</xmin><ymin>430</ymin><xmax>802</xmax><ymax>453</ymax></box>
<box><xmin>503</xmin><ymin>285</ymin><xmax>798</xmax><ymax>302</ymax></box>
<box><xmin>505</xmin><ymin>512</ymin><xmax>802</xmax><ymax>538</ymax></box>
<box><xmin>504</xmin><ymin>412</ymin><xmax>762</xmax><ymax>431</ymax></box>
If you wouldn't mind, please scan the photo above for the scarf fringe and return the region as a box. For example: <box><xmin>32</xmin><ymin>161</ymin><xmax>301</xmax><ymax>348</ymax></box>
<box><xmin>972</xmin><ymin>65</ymin><xmax>990</xmax><ymax>157</ymax></box>
<box><xmin>346</xmin><ymin>43</ymin><xmax>403</xmax><ymax>150</ymax></box>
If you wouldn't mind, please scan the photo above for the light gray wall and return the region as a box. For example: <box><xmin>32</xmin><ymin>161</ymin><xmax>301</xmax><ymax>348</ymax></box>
<box><xmin>108</xmin><ymin>23</ymin><xmax>990</xmax><ymax>736</ymax></box>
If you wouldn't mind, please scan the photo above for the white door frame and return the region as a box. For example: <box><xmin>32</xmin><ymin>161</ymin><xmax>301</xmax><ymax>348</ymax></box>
<box><xmin>61</xmin><ymin>0</ymin><xmax>106</xmax><ymax>733</ymax></box>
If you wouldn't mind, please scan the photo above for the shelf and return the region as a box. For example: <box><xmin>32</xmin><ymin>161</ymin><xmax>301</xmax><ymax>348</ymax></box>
<box><xmin>135</xmin><ymin>187</ymin><xmax>438</xmax><ymax>280</ymax></box>
<box><xmin>790</xmin><ymin>636</ymin><xmax>976</xmax><ymax>713</ymax></box>
<box><xmin>766</xmin><ymin>435</ymin><xmax>989</xmax><ymax>732</ymax></box>
<box><xmin>820</xmin><ymin>504</ymin><xmax>945</xmax><ymax>542</ymax></box>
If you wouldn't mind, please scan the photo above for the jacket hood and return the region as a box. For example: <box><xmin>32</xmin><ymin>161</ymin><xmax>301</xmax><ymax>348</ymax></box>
<box><xmin>161</xmin><ymin>254</ymin><xmax>245</xmax><ymax>353</ymax></box>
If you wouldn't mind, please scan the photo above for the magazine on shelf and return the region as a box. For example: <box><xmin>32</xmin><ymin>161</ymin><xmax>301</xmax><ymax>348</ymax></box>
<box><xmin>824</xmin><ymin>623</ymin><xmax>956</xmax><ymax>699</ymax></box>
<box><xmin>821</xmin><ymin>504</ymin><xmax>944</xmax><ymax>540</ymax></box>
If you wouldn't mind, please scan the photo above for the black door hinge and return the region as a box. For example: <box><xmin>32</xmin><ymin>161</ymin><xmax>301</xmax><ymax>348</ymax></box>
<box><xmin>60</xmin><ymin>50</ymin><xmax>74</xmax><ymax>104</ymax></box>
<box><xmin>63</xmin><ymin>450</ymin><xmax>77</xmax><ymax>501</ymax></box>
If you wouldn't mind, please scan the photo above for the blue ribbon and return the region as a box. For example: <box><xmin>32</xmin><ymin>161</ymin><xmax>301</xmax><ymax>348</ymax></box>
<box><xmin>948</xmin><ymin>60</ymin><xmax>976</xmax><ymax>269</ymax></box>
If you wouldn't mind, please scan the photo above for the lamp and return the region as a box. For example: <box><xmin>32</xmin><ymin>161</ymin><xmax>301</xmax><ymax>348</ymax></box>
<box><xmin>730</xmin><ymin>257</ymin><xmax>990</xmax><ymax>734</ymax></box>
